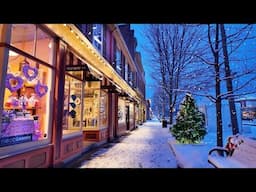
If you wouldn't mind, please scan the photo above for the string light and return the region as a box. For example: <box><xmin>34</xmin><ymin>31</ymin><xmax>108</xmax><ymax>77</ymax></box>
<box><xmin>64</xmin><ymin>25</ymin><xmax>138</xmax><ymax>102</ymax></box>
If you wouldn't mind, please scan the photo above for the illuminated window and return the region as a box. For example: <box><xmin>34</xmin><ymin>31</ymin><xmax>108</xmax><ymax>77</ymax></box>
<box><xmin>118</xmin><ymin>98</ymin><xmax>126</xmax><ymax>124</ymax></box>
<box><xmin>99</xmin><ymin>90</ymin><xmax>108</xmax><ymax>128</ymax></box>
<box><xmin>83</xmin><ymin>81</ymin><xmax>100</xmax><ymax>129</ymax></box>
<box><xmin>1</xmin><ymin>24</ymin><xmax>54</xmax><ymax>147</ymax></box>
<box><xmin>125</xmin><ymin>59</ymin><xmax>129</xmax><ymax>82</ymax></box>
<box><xmin>63</xmin><ymin>74</ymin><xmax>82</xmax><ymax>135</ymax></box>
<box><xmin>11</xmin><ymin>24</ymin><xmax>54</xmax><ymax>65</ymax></box>
<box><xmin>92</xmin><ymin>24</ymin><xmax>103</xmax><ymax>54</ymax></box>
<box><xmin>116</xmin><ymin>47</ymin><xmax>122</xmax><ymax>75</ymax></box>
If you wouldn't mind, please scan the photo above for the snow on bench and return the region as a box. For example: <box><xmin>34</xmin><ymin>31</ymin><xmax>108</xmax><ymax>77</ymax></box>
<box><xmin>208</xmin><ymin>135</ymin><xmax>256</xmax><ymax>168</ymax></box>
<box><xmin>168</xmin><ymin>138</ymin><xmax>214</xmax><ymax>168</ymax></box>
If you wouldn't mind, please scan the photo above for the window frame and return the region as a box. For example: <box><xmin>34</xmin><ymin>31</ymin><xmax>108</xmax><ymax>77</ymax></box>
<box><xmin>0</xmin><ymin>24</ymin><xmax>56</xmax><ymax>155</ymax></box>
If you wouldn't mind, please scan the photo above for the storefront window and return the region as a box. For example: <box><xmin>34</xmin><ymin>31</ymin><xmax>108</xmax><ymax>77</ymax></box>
<box><xmin>99</xmin><ymin>90</ymin><xmax>108</xmax><ymax>128</ymax></box>
<box><xmin>125</xmin><ymin>59</ymin><xmax>129</xmax><ymax>82</ymax></box>
<box><xmin>1</xmin><ymin>24</ymin><xmax>54</xmax><ymax>148</ymax></box>
<box><xmin>92</xmin><ymin>24</ymin><xmax>103</xmax><ymax>54</ymax></box>
<box><xmin>63</xmin><ymin>74</ymin><xmax>82</xmax><ymax>135</ymax></box>
<box><xmin>118</xmin><ymin>98</ymin><xmax>126</xmax><ymax>124</ymax></box>
<box><xmin>116</xmin><ymin>47</ymin><xmax>122</xmax><ymax>75</ymax></box>
<box><xmin>1</xmin><ymin>50</ymin><xmax>54</xmax><ymax>147</ymax></box>
<box><xmin>135</xmin><ymin>104</ymin><xmax>139</xmax><ymax>124</ymax></box>
<box><xmin>83</xmin><ymin>81</ymin><xmax>100</xmax><ymax>130</ymax></box>
<box><xmin>11</xmin><ymin>24</ymin><xmax>54</xmax><ymax>65</ymax></box>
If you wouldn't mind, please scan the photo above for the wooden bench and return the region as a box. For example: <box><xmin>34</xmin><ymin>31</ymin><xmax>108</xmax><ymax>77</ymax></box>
<box><xmin>208</xmin><ymin>134</ymin><xmax>256</xmax><ymax>168</ymax></box>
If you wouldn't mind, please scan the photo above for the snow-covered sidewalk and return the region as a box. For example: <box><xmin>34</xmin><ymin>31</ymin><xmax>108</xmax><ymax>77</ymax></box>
<box><xmin>80</xmin><ymin>120</ymin><xmax>177</xmax><ymax>168</ymax></box>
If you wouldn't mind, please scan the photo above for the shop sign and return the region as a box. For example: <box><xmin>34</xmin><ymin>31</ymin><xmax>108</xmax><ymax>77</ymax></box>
<box><xmin>66</xmin><ymin>65</ymin><xmax>89</xmax><ymax>71</ymax></box>
<box><xmin>0</xmin><ymin>134</ymin><xmax>32</xmax><ymax>147</ymax></box>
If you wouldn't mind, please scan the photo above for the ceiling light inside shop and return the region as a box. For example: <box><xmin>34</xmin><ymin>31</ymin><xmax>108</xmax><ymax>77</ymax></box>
<box><xmin>48</xmin><ymin>42</ymin><xmax>52</xmax><ymax>48</ymax></box>
<box><xmin>9</xmin><ymin>50</ymin><xmax>18</xmax><ymax>56</ymax></box>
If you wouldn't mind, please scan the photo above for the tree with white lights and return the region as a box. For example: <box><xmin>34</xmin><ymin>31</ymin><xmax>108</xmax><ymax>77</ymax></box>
<box><xmin>171</xmin><ymin>93</ymin><xmax>206</xmax><ymax>144</ymax></box>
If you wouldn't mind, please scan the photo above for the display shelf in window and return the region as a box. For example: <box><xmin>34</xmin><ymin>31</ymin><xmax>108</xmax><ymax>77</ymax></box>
<box><xmin>83</xmin><ymin>89</ymin><xmax>99</xmax><ymax>129</ymax></box>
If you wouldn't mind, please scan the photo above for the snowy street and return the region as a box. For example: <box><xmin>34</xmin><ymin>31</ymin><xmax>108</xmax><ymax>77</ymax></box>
<box><xmin>79</xmin><ymin>120</ymin><xmax>177</xmax><ymax>168</ymax></box>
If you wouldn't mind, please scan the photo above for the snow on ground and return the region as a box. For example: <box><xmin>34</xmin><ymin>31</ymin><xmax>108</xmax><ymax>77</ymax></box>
<box><xmin>78</xmin><ymin>118</ymin><xmax>256</xmax><ymax>168</ymax></box>
<box><xmin>168</xmin><ymin>119</ymin><xmax>256</xmax><ymax>168</ymax></box>
<box><xmin>80</xmin><ymin>120</ymin><xmax>177</xmax><ymax>168</ymax></box>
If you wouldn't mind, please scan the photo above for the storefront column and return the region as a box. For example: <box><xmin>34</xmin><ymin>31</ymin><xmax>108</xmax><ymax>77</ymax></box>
<box><xmin>52</xmin><ymin>41</ymin><xmax>66</xmax><ymax>166</ymax></box>
<box><xmin>0</xmin><ymin>24</ymin><xmax>11</xmax><ymax>129</ymax></box>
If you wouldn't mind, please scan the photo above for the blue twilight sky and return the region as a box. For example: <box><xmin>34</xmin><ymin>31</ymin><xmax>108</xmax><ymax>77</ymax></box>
<box><xmin>130</xmin><ymin>24</ymin><xmax>256</xmax><ymax>104</ymax></box>
<box><xmin>130</xmin><ymin>24</ymin><xmax>154</xmax><ymax>100</ymax></box>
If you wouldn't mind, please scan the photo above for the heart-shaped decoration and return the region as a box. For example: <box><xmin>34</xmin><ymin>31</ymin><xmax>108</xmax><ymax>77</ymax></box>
<box><xmin>22</xmin><ymin>63</ymin><xmax>38</xmax><ymax>81</ymax></box>
<box><xmin>71</xmin><ymin>94</ymin><xmax>77</xmax><ymax>101</ymax></box>
<box><xmin>70</xmin><ymin>102</ymin><xmax>76</xmax><ymax>108</ymax></box>
<box><xmin>35</xmin><ymin>81</ymin><xmax>48</xmax><ymax>97</ymax></box>
<box><xmin>69</xmin><ymin>110</ymin><xmax>76</xmax><ymax>118</ymax></box>
<box><xmin>5</xmin><ymin>73</ymin><xmax>24</xmax><ymax>92</ymax></box>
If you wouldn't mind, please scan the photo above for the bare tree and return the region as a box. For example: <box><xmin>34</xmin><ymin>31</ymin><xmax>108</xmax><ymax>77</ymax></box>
<box><xmin>144</xmin><ymin>24</ymin><xmax>203</xmax><ymax>124</ymax></box>
<box><xmin>143</xmin><ymin>24</ymin><xmax>256</xmax><ymax>147</ymax></box>
<box><xmin>171</xmin><ymin>24</ymin><xmax>256</xmax><ymax>146</ymax></box>
<box><xmin>220</xmin><ymin>24</ymin><xmax>239</xmax><ymax>135</ymax></box>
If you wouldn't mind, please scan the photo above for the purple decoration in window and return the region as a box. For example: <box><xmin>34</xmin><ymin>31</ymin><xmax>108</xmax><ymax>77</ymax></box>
<box><xmin>5</xmin><ymin>73</ymin><xmax>24</xmax><ymax>92</ymax></box>
<box><xmin>22</xmin><ymin>62</ymin><xmax>38</xmax><ymax>81</ymax></box>
<box><xmin>35</xmin><ymin>81</ymin><xmax>48</xmax><ymax>97</ymax></box>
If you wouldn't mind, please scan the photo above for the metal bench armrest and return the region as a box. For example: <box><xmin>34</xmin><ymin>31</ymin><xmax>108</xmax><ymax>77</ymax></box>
<box><xmin>208</xmin><ymin>146</ymin><xmax>229</xmax><ymax>156</ymax></box>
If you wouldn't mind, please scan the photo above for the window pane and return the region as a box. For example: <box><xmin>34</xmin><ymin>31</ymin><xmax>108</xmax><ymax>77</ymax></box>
<box><xmin>92</xmin><ymin>24</ymin><xmax>103</xmax><ymax>53</ymax></box>
<box><xmin>99</xmin><ymin>90</ymin><xmax>108</xmax><ymax>128</ymax></box>
<box><xmin>83</xmin><ymin>82</ymin><xmax>100</xmax><ymax>129</ymax></box>
<box><xmin>116</xmin><ymin>47</ymin><xmax>122</xmax><ymax>75</ymax></box>
<box><xmin>63</xmin><ymin>75</ymin><xmax>82</xmax><ymax>135</ymax></box>
<box><xmin>118</xmin><ymin>98</ymin><xmax>126</xmax><ymax>124</ymax></box>
<box><xmin>11</xmin><ymin>24</ymin><xmax>36</xmax><ymax>56</ymax></box>
<box><xmin>1</xmin><ymin>51</ymin><xmax>53</xmax><ymax>147</ymax></box>
<box><xmin>35</xmin><ymin>27</ymin><xmax>54</xmax><ymax>65</ymax></box>
<box><xmin>10</xmin><ymin>24</ymin><xmax>54</xmax><ymax>65</ymax></box>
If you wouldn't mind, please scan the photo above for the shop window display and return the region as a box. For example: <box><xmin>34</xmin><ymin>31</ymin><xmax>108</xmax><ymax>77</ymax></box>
<box><xmin>118</xmin><ymin>98</ymin><xmax>126</xmax><ymax>124</ymax></box>
<box><xmin>63</xmin><ymin>74</ymin><xmax>82</xmax><ymax>135</ymax></box>
<box><xmin>83</xmin><ymin>81</ymin><xmax>100</xmax><ymax>129</ymax></box>
<box><xmin>99</xmin><ymin>90</ymin><xmax>108</xmax><ymax>128</ymax></box>
<box><xmin>1</xmin><ymin>24</ymin><xmax>54</xmax><ymax>147</ymax></box>
<box><xmin>1</xmin><ymin>54</ymin><xmax>53</xmax><ymax>147</ymax></box>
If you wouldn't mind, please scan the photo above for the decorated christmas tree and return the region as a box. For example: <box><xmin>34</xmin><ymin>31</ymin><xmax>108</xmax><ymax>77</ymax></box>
<box><xmin>170</xmin><ymin>93</ymin><xmax>206</xmax><ymax>144</ymax></box>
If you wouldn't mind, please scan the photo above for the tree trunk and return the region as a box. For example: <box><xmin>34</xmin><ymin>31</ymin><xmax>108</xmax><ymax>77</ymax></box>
<box><xmin>220</xmin><ymin>24</ymin><xmax>239</xmax><ymax>135</ymax></box>
<box><xmin>169</xmin><ymin>94</ymin><xmax>173</xmax><ymax>124</ymax></box>
<box><xmin>214</xmin><ymin>24</ymin><xmax>223</xmax><ymax>147</ymax></box>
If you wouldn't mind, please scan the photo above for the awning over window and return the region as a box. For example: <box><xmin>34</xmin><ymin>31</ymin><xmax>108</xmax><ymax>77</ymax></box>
<box><xmin>86</xmin><ymin>64</ymin><xmax>103</xmax><ymax>81</ymax></box>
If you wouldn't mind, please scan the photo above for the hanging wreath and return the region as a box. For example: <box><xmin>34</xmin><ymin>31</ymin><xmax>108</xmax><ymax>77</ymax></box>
<box><xmin>5</xmin><ymin>73</ymin><xmax>24</xmax><ymax>92</ymax></box>
<box><xmin>22</xmin><ymin>60</ymin><xmax>39</xmax><ymax>81</ymax></box>
<box><xmin>35</xmin><ymin>81</ymin><xmax>48</xmax><ymax>97</ymax></box>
